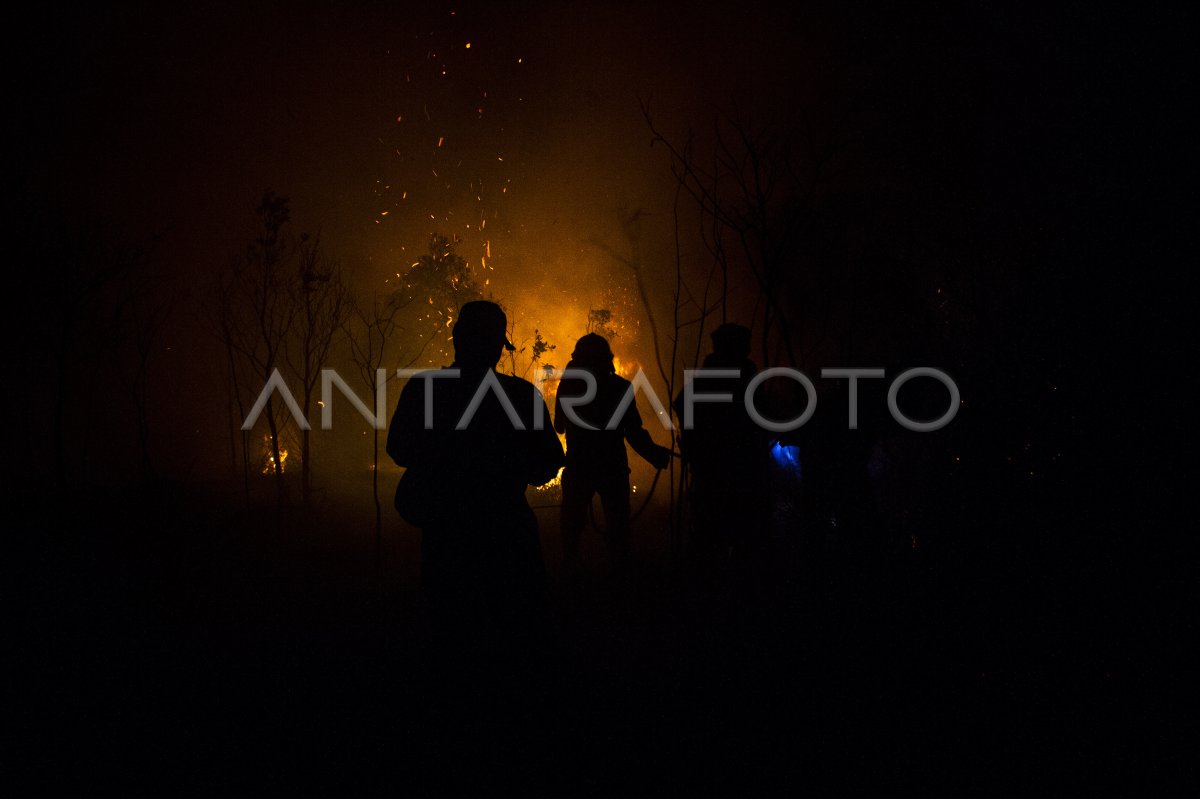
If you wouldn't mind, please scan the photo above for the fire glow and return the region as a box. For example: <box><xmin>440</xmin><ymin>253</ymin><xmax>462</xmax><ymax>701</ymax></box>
<box><xmin>262</xmin><ymin>436</ymin><xmax>289</xmax><ymax>475</ymax></box>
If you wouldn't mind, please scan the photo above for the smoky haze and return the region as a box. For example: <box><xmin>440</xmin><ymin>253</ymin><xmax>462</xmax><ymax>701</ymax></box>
<box><xmin>16</xmin><ymin>0</ymin><xmax>995</xmax><ymax>501</ymax></box>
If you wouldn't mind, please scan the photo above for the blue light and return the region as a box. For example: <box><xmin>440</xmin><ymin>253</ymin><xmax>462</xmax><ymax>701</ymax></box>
<box><xmin>770</xmin><ymin>440</ymin><xmax>802</xmax><ymax>478</ymax></box>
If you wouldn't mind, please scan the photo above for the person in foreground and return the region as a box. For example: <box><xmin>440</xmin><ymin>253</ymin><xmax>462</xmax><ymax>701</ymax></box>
<box><xmin>386</xmin><ymin>300</ymin><xmax>564</xmax><ymax>666</ymax></box>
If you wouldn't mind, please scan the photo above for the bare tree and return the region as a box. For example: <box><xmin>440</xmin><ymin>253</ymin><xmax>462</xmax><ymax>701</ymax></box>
<box><xmin>113</xmin><ymin>241</ymin><xmax>176</xmax><ymax>483</ymax></box>
<box><xmin>210</xmin><ymin>252</ymin><xmax>254</xmax><ymax>504</ymax></box>
<box><xmin>211</xmin><ymin>191</ymin><xmax>300</xmax><ymax>512</ymax></box>
<box><xmin>346</xmin><ymin>291</ymin><xmax>403</xmax><ymax>560</ymax></box>
<box><xmin>642</xmin><ymin>100</ymin><xmax>843</xmax><ymax>369</ymax></box>
<box><xmin>286</xmin><ymin>234</ymin><xmax>351</xmax><ymax>505</ymax></box>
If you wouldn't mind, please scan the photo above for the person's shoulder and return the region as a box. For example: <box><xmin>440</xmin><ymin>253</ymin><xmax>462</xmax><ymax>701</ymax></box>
<box><xmin>602</xmin><ymin>372</ymin><xmax>631</xmax><ymax>389</ymax></box>
<box><xmin>494</xmin><ymin>370</ymin><xmax>533</xmax><ymax>385</ymax></box>
<box><xmin>397</xmin><ymin>366</ymin><xmax>454</xmax><ymax>392</ymax></box>
<box><xmin>403</xmin><ymin>366</ymin><xmax>456</xmax><ymax>379</ymax></box>
<box><xmin>495</xmin><ymin>371</ymin><xmax>541</xmax><ymax>394</ymax></box>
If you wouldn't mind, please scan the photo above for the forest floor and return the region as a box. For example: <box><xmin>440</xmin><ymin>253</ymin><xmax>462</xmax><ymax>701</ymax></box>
<box><xmin>17</xmin><ymin>475</ymin><xmax>1167</xmax><ymax>794</ymax></box>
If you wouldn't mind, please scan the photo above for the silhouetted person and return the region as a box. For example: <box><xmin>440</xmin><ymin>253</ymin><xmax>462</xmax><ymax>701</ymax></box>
<box><xmin>387</xmin><ymin>301</ymin><xmax>564</xmax><ymax>663</ymax></box>
<box><xmin>554</xmin><ymin>334</ymin><xmax>672</xmax><ymax>576</ymax></box>
<box><xmin>674</xmin><ymin>323</ymin><xmax>771</xmax><ymax>575</ymax></box>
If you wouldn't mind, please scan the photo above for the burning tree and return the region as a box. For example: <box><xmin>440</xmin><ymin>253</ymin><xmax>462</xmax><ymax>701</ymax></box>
<box><xmin>395</xmin><ymin>232</ymin><xmax>481</xmax><ymax>369</ymax></box>
<box><xmin>586</xmin><ymin>309</ymin><xmax>618</xmax><ymax>341</ymax></box>
<box><xmin>502</xmin><ymin>317</ymin><xmax>557</xmax><ymax>382</ymax></box>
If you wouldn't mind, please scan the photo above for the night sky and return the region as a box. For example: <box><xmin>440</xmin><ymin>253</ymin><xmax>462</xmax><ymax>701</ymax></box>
<box><xmin>19</xmin><ymin>0</ymin><xmax>1043</xmax><ymax>480</ymax></box>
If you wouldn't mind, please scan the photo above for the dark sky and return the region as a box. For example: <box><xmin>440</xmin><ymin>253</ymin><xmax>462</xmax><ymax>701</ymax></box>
<box><xmin>25</xmin><ymin>1</ymin><xmax>979</xmax><ymax>284</ymax></box>
<box><xmin>33</xmin><ymin>2</ymin><xmax>833</xmax><ymax>254</ymax></box>
<box><xmin>12</xmin><ymin>1</ymin><xmax>1177</xmax><ymax>483</ymax></box>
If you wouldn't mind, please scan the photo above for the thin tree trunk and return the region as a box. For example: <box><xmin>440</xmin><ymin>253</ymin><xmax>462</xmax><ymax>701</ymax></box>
<box><xmin>265</xmin><ymin>396</ymin><xmax>285</xmax><ymax>531</ymax></box>
<box><xmin>372</xmin><ymin>427</ymin><xmax>382</xmax><ymax>565</ymax></box>
<box><xmin>301</xmin><ymin>419</ymin><xmax>312</xmax><ymax>505</ymax></box>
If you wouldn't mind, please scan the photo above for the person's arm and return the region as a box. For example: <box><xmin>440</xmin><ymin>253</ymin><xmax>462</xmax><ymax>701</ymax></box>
<box><xmin>621</xmin><ymin>393</ymin><xmax>673</xmax><ymax>470</ymax></box>
<box><xmin>529</xmin><ymin>386</ymin><xmax>565</xmax><ymax>485</ymax></box>
<box><xmin>386</xmin><ymin>375</ymin><xmax>428</xmax><ymax>468</ymax></box>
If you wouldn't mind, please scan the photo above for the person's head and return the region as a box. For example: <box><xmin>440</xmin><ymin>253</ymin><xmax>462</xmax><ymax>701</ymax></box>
<box><xmin>570</xmin><ymin>333</ymin><xmax>615</xmax><ymax>374</ymax></box>
<box><xmin>452</xmin><ymin>300</ymin><xmax>515</xmax><ymax>367</ymax></box>
<box><xmin>710</xmin><ymin>323</ymin><xmax>752</xmax><ymax>362</ymax></box>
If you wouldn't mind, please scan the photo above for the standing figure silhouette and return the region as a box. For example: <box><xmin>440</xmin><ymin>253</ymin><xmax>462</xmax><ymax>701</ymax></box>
<box><xmin>674</xmin><ymin>323</ymin><xmax>771</xmax><ymax>577</ymax></box>
<box><xmin>554</xmin><ymin>333</ymin><xmax>672</xmax><ymax>578</ymax></box>
<box><xmin>387</xmin><ymin>300</ymin><xmax>564</xmax><ymax>661</ymax></box>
